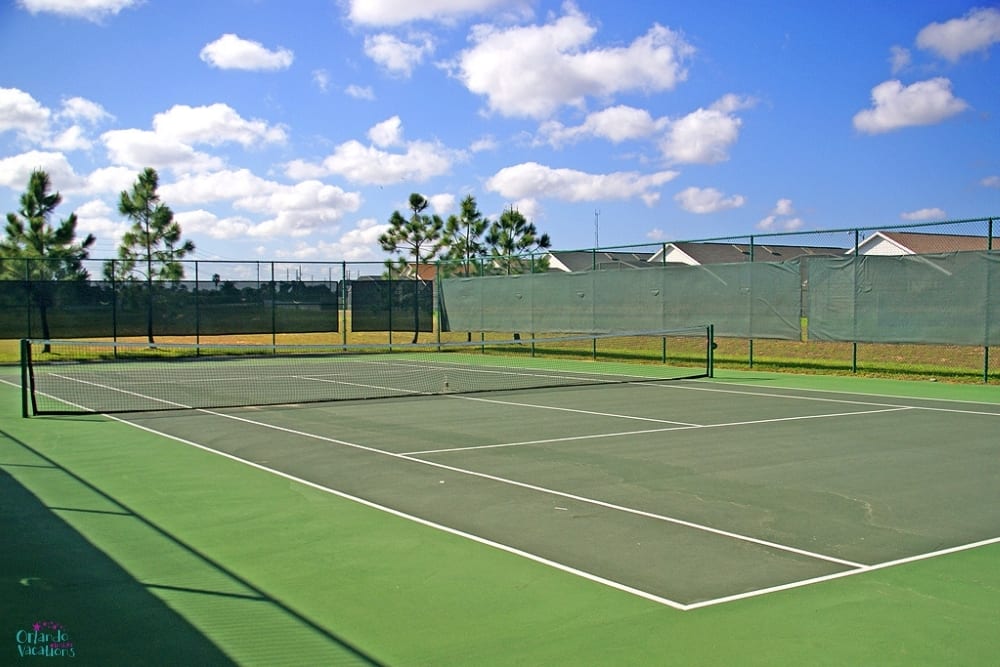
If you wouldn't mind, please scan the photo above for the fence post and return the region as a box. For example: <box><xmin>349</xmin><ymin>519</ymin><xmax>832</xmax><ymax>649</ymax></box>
<box><xmin>341</xmin><ymin>262</ymin><xmax>348</xmax><ymax>346</ymax></box>
<box><xmin>270</xmin><ymin>262</ymin><xmax>276</xmax><ymax>348</ymax></box>
<box><xmin>986</xmin><ymin>218</ymin><xmax>994</xmax><ymax>383</ymax></box>
<box><xmin>194</xmin><ymin>261</ymin><xmax>201</xmax><ymax>347</ymax></box>
<box><xmin>852</xmin><ymin>229</ymin><xmax>859</xmax><ymax>373</ymax></box>
<box><xmin>388</xmin><ymin>271</ymin><xmax>393</xmax><ymax>347</ymax></box>
<box><xmin>23</xmin><ymin>259</ymin><xmax>32</xmax><ymax>339</ymax></box>
<box><xmin>111</xmin><ymin>260</ymin><xmax>119</xmax><ymax>342</ymax></box>
<box><xmin>435</xmin><ymin>261</ymin><xmax>442</xmax><ymax>348</ymax></box>
<box><xmin>748</xmin><ymin>236</ymin><xmax>754</xmax><ymax>369</ymax></box>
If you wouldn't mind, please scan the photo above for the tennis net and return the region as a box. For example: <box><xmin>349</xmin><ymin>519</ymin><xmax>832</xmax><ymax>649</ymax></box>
<box><xmin>20</xmin><ymin>326</ymin><xmax>714</xmax><ymax>416</ymax></box>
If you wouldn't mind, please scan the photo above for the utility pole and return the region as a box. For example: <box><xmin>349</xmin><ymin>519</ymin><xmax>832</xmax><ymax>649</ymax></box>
<box><xmin>595</xmin><ymin>209</ymin><xmax>600</xmax><ymax>248</ymax></box>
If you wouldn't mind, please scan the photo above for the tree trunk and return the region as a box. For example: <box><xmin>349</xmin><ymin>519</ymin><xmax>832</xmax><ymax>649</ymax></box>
<box><xmin>411</xmin><ymin>260</ymin><xmax>419</xmax><ymax>344</ymax></box>
<box><xmin>146</xmin><ymin>277</ymin><xmax>155</xmax><ymax>344</ymax></box>
<box><xmin>38</xmin><ymin>299</ymin><xmax>52</xmax><ymax>354</ymax></box>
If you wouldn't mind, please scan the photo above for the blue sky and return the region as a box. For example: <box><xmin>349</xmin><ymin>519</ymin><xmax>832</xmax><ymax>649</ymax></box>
<box><xmin>1</xmin><ymin>0</ymin><xmax>998</xmax><ymax>265</ymax></box>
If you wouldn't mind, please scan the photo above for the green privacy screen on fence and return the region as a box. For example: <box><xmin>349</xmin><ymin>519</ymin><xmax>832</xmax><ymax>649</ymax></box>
<box><xmin>440</xmin><ymin>260</ymin><xmax>804</xmax><ymax>339</ymax></box>
<box><xmin>806</xmin><ymin>251</ymin><xmax>1000</xmax><ymax>346</ymax></box>
<box><xmin>351</xmin><ymin>279</ymin><xmax>434</xmax><ymax>332</ymax></box>
<box><xmin>0</xmin><ymin>279</ymin><xmax>340</xmax><ymax>339</ymax></box>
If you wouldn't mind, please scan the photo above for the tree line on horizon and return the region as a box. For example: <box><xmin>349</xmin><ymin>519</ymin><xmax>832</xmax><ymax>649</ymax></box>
<box><xmin>1</xmin><ymin>170</ymin><xmax>554</xmax><ymax>344</ymax></box>
<box><xmin>1</xmin><ymin>167</ymin><xmax>194</xmax><ymax>344</ymax></box>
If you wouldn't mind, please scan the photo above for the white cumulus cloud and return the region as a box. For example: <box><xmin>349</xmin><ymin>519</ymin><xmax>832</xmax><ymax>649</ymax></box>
<box><xmin>853</xmin><ymin>78</ymin><xmax>967</xmax><ymax>134</ymax></box>
<box><xmin>661</xmin><ymin>95</ymin><xmax>755</xmax><ymax>164</ymax></box>
<box><xmin>486</xmin><ymin>161</ymin><xmax>678</xmax><ymax>203</ymax></box>
<box><xmin>152</xmin><ymin>104</ymin><xmax>287</xmax><ymax>147</ymax></box>
<box><xmin>0</xmin><ymin>150</ymin><xmax>82</xmax><ymax>190</ymax></box>
<box><xmin>345</xmin><ymin>84</ymin><xmax>376</xmax><ymax>100</ymax></box>
<box><xmin>285</xmin><ymin>118</ymin><xmax>463</xmax><ymax>186</ymax></box>
<box><xmin>199</xmin><ymin>33</ymin><xmax>294</xmax><ymax>71</ymax></box>
<box><xmin>17</xmin><ymin>0</ymin><xmax>139</xmax><ymax>22</ymax></box>
<box><xmin>773</xmin><ymin>198</ymin><xmax>794</xmax><ymax>216</ymax></box>
<box><xmin>101</xmin><ymin>128</ymin><xmax>224</xmax><ymax>173</ymax></box>
<box><xmin>58</xmin><ymin>97</ymin><xmax>113</xmax><ymax>125</ymax></box>
<box><xmin>901</xmin><ymin>207</ymin><xmax>946</xmax><ymax>221</ymax></box>
<box><xmin>75</xmin><ymin>198</ymin><xmax>130</xmax><ymax>246</ymax></box>
<box><xmin>452</xmin><ymin>6</ymin><xmax>693</xmax><ymax>119</ymax></box>
<box><xmin>312</xmin><ymin>69</ymin><xmax>331</xmax><ymax>93</ymax></box>
<box><xmin>889</xmin><ymin>46</ymin><xmax>911</xmax><ymax>74</ymax></box>
<box><xmin>674</xmin><ymin>186</ymin><xmax>745</xmax><ymax>214</ymax></box>
<box><xmin>916</xmin><ymin>7</ymin><xmax>1000</xmax><ymax>62</ymax></box>
<box><xmin>364</xmin><ymin>33</ymin><xmax>434</xmax><ymax>77</ymax></box>
<box><xmin>347</xmin><ymin>0</ymin><xmax>524</xmax><ymax>26</ymax></box>
<box><xmin>46</xmin><ymin>126</ymin><xmax>92</xmax><ymax>151</ymax></box>
<box><xmin>539</xmin><ymin>105</ymin><xmax>667</xmax><ymax>147</ymax></box>
<box><xmin>0</xmin><ymin>87</ymin><xmax>51</xmax><ymax>142</ymax></box>
<box><xmin>427</xmin><ymin>193</ymin><xmax>456</xmax><ymax>215</ymax></box>
<box><xmin>175</xmin><ymin>210</ymin><xmax>254</xmax><ymax>240</ymax></box>
<box><xmin>169</xmin><ymin>177</ymin><xmax>363</xmax><ymax>240</ymax></box>
<box><xmin>368</xmin><ymin>116</ymin><xmax>404</xmax><ymax>147</ymax></box>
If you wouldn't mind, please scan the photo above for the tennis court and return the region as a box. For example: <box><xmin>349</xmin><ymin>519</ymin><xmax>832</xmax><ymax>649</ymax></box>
<box><xmin>96</xmin><ymin>369</ymin><xmax>1000</xmax><ymax>606</ymax></box>
<box><xmin>3</xmin><ymin>338</ymin><xmax>1000</xmax><ymax>664</ymax></box>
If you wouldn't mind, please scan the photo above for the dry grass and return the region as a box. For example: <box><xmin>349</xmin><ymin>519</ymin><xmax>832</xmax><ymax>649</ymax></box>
<box><xmin>3</xmin><ymin>331</ymin><xmax>996</xmax><ymax>383</ymax></box>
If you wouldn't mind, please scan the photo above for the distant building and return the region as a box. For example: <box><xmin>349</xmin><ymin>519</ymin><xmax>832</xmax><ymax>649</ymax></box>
<box><xmin>850</xmin><ymin>231</ymin><xmax>994</xmax><ymax>255</ymax></box>
<box><xmin>648</xmin><ymin>242</ymin><xmax>844</xmax><ymax>266</ymax></box>
<box><xmin>546</xmin><ymin>251</ymin><xmax>655</xmax><ymax>272</ymax></box>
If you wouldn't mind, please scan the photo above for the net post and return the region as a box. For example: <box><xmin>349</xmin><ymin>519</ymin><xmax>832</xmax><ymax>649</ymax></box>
<box><xmin>707</xmin><ymin>324</ymin><xmax>715</xmax><ymax>378</ymax></box>
<box><xmin>20</xmin><ymin>339</ymin><xmax>29</xmax><ymax>417</ymax></box>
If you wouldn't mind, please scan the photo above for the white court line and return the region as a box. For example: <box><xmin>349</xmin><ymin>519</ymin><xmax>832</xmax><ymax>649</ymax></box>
<box><xmin>94</xmin><ymin>412</ymin><xmax>691</xmax><ymax>612</ymax></box>
<box><xmin>13</xmin><ymin>376</ymin><xmax>998</xmax><ymax>612</ymax></box>
<box><xmin>653</xmin><ymin>380</ymin><xmax>1000</xmax><ymax>417</ymax></box>
<box><xmin>93</xmin><ymin>406</ymin><xmax>1000</xmax><ymax>613</ymax></box>
<box><xmin>404</xmin><ymin>406</ymin><xmax>913</xmax><ymax>456</ymax></box>
<box><xmin>685</xmin><ymin>535</ymin><xmax>1000</xmax><ymax>611</ymax></box>
<box><xmin>441</xmin><ymin>393</ymin><xmax>701</xmax><ymax>426</ymax></box>
<box><xmin>692</xmin><ymin>376</ymin><xmax>1000</xmax><ymax>408</ymax></box>
<box><xmin>189</xmin><ymin>408</ymin><xmax>865</xmax><ymax>569</ymax></box>
<box><xmin>31</xmin><ymin>373</ymin><xmax>895</xmax><ymax>568</ymax></box>
<box><xmin>51</xmin><ymin>373</ymin><xmax>192</xmax><ymax>409</ymax></box>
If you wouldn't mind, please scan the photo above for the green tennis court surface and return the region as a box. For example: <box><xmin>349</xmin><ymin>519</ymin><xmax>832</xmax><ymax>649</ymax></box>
<box><xmin>2</xmin><ymin>364</ymin><xmax>999</xmax><ymax>665</ymax></box>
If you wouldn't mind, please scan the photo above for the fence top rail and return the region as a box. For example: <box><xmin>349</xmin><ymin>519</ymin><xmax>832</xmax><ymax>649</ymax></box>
<box><xmin>0</xmin><ymin>216</ymin><xmax>996</xmax><ymax>266</ymax></box>
<box><xmin>539</xmin><ymin>215</ymin><xmax>999</xmax><ymax>255</ymax></box>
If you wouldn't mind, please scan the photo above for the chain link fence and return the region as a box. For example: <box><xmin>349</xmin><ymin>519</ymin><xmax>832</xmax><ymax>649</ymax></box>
<box><xmin>1</xmin><ymin>217</ymin><xmax>997</xmax><ymax>380</ymax></box>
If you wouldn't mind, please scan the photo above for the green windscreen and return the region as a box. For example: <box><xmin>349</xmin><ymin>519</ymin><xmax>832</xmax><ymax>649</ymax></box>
<box><xmin>351</xmin><ymin>279</ymin><xmax>433</xmax><ymax>332</ymax></box>
<box><xmin>806</xmin><ymin>251</ymin><xmax>1000</xmax><ymax>345</ymax></box>
<box><xmin>441</xmin><ymin>261</ymin><xmax>802</xmax><ymax>339</ymax></box>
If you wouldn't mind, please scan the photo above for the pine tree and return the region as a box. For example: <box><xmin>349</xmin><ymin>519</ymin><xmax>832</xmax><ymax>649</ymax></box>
<box><xmin>2</xmin><ymin>170</ymin><xmax>94</xmax><ymax>346</ymax></box>
<box><xmin>485</xmin><ymin>207</ymin><xmax>551</xmax><ymax>275</ymax></box>
<box><xmin>108</xmin><ymin>168</ymin><xmax>195</xmax><ymax>343</ymax></box>
<box><xmin>379</xmin><ymin>193</ymin><xmax>445</xmax><ymax>343</ymax></box>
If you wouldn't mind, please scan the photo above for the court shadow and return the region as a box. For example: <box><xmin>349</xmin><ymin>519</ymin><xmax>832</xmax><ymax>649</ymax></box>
<box><xmin>1</xmin><ymin>465</ymin><xmax>238</xmax><ymax>666</ymax></box>
<box><xmin>0</xmin><ymin>428</ymin><xmax>384</xmax><ymax>666</ymax></box>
